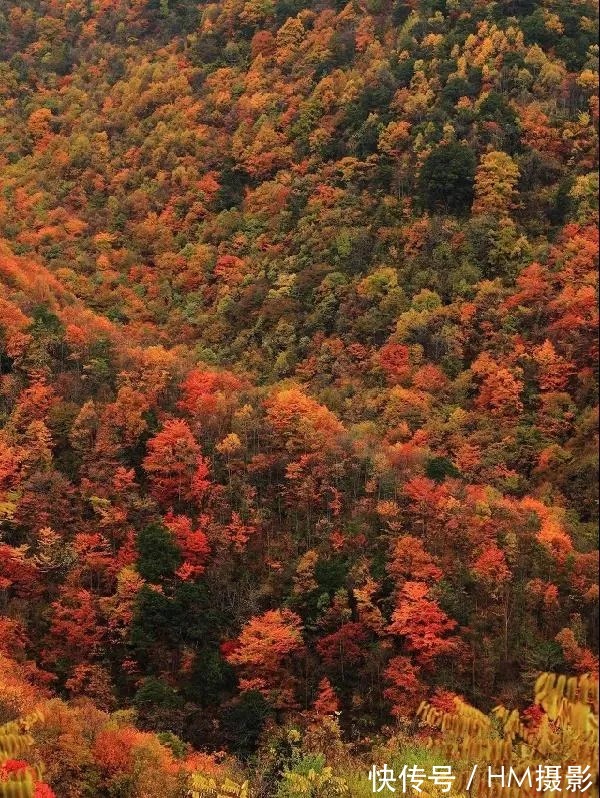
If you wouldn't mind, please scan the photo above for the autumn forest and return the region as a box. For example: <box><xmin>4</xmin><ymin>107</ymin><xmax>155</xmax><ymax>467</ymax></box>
<box><xmin>0</xmin><ymin>0</ymin><xmax>598</xmax><ymax>795</ymax></box>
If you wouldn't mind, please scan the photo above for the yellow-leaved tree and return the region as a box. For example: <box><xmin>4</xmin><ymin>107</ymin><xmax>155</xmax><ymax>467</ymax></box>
<box><xmin>472</xmin><ymin>150</ymin><xmax>520</xmax><ymax>216</ymax></box>
<box><xmin>0</xmin><ymin>711</ymin><xmax>48</xmax><ymax>798</ymax></box>
<box><xmin>417</xmin><ymin>672</ymin><xmax>598</xmax><ymax>797</ymax></box>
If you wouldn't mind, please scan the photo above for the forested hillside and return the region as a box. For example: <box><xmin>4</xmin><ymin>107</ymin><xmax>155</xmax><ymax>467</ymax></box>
<box><xmin>0</xmin><ymin>0</ymin><xmax>598</xmax><ymax>794</ymax></box>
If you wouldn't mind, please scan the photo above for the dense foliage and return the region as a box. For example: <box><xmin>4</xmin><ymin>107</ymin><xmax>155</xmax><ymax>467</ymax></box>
<box><xmin>0</xmin><ymin>0</ymin><xmax>598</xmax><ymax>793</ymax></box>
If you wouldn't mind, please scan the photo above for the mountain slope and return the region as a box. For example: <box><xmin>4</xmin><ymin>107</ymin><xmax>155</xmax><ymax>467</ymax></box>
<box><xmin>0</xmin><ymin>0</ymin><xmax>598</xmax><ymax>794</ymax></box>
